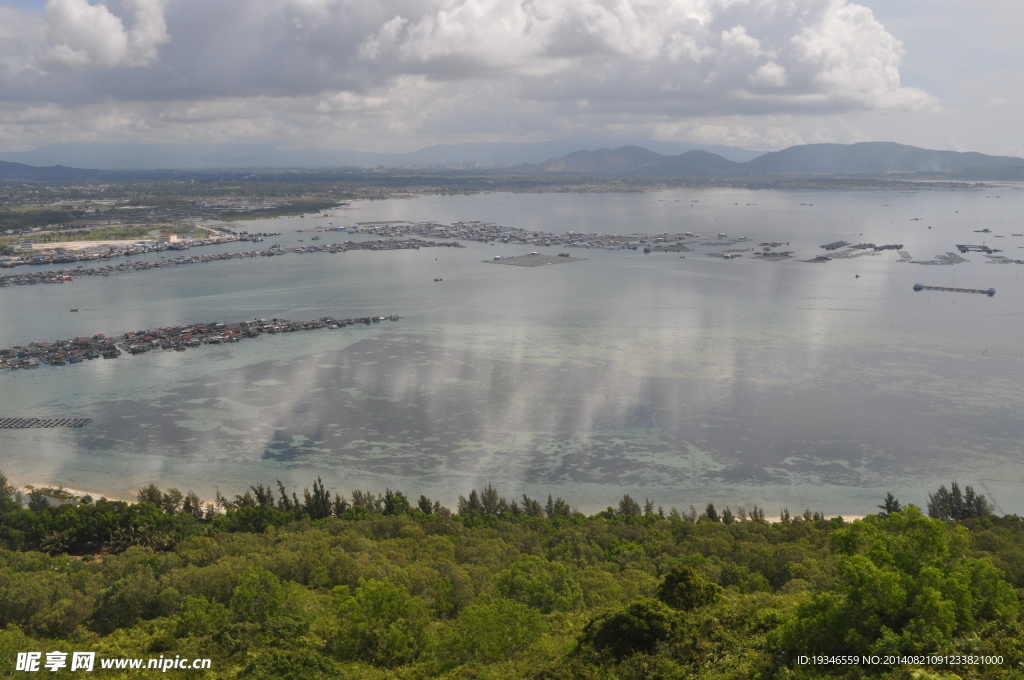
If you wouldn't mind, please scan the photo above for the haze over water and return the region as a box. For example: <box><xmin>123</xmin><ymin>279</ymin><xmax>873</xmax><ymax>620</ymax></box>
<box><xmin>3</xmin><ymin>186</ymin><xmax>1024</xmax><ymax>515</ymax></box>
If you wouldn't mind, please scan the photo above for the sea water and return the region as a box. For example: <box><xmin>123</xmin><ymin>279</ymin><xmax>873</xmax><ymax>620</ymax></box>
<box><xmin>2</xmin><ymin>186</ymin><xmax>1023</xmax><ymax>515</ymax></box>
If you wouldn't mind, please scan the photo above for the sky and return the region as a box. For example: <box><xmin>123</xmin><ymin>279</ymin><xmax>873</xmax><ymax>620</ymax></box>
<box><xmin>0</xmin><ymin>0</ymin><xmax>1020</xmax><ymax>156</ymax></box>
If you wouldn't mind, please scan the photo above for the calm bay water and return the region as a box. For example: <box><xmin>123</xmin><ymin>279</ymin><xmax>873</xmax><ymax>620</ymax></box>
<box><xmin>2</xmin><ymin>186</ymin><xmax>1024</xmax><ymax>515</ymax></box>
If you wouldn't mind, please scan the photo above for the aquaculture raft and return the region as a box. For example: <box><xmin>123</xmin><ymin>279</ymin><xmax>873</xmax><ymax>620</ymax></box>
<box><xmin>913</xmin><ymin>283</ymin><xmax>996</xmax><ymax>296</ymax></box>
<box><xmin>0</xmin><ymin>315</ymin><xmax>401</xmax><ymax>372</ymax></box>
<box><xmin>486</xmin><ymin>253</ymin><xmax>588</xmax><ymax>267</ymax></box>
<box><xmin>0</xmin><ymin>418</ymin><xmax>92</xmax><ymax>428</ymax></box>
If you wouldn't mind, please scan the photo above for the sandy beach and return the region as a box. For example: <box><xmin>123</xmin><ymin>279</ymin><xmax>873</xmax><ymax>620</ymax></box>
<box><xmin>16</xmin><ymin>482</ymin><xmax>136</xmax><ymax>503</ymax></box>
<box><xmin>29</xmin><ymin>239</ymin><xmax>156</xmax><ymax>252</ymax></box>
<box><xmin>20</xmin><ymin>224</ymin><xmax>220</xmax><ymax>252</ymax></box>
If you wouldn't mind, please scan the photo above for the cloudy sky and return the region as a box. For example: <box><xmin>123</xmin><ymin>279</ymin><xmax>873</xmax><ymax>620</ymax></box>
<box><xmin>0</xmin><ymin>0</ymin><xmax>1020</xmax><ymax>155</ymax></box>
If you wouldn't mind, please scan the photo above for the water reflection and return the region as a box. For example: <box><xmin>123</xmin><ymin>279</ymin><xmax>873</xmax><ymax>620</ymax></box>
<box><xmin>2</xmin><ymin>187</ymin><xmax>1024</xmax><ymax>514</ymax></box>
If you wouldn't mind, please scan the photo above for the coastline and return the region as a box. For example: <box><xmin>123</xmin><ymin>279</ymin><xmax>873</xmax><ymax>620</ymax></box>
<box><xmin>11</xmin><ymin>479</ymin><xmax>867</xmax><ymax>522</ymax></box>
<box><xmin>16</xmin><ymin>481</ymin><xmax>137</xmax><ymax>504</ymax></box>
<box><xmin>29</xmin><ymin>239</ymin><xmax>157</xmax><ymax>252</ymax></box>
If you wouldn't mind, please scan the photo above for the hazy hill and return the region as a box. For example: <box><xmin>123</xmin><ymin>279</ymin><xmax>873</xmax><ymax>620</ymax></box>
<box><xmin>538</xmin><ymin>141</ymin><xmax>1024</xmax><ymax>178</ymax></box>
<box><xmin>4</xmin><ymin>141</ymin><xmax>1023</xmax><ymax>179</ymax></box>
<box><xmin>648</xmin><ymin>149</ymin><xmax>740</xmax><ymax>177</ymax></box>
<box><xmin>0</xmin><ymin>160</ymin><xmax>99</xmax><ymax>180</ymax></box>
<box><xmin>743</xmin><ymin>142</ymin><xmax>1024</xmax><ymax>175</ymax></box>
<box><xmin>541</xmin><ymin>146</ymin><xmax>665</xmax><ymax>173</ymax></box>
<box><xmin>0</xmin><ymin>139</ymin><xmax>761</xmax><ymax>170</ymax></box>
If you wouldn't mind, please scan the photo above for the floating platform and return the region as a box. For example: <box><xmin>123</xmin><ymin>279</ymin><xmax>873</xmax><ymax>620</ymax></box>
<box><xmin>913</xmin><ymin>283</ymin><xmax>995</xmax><ymax>296</ymax></box>
<box><xmin>821</xmin><ymin>241</ymin><xmax>851</xmax><ymax>251</ymax></box>
<box><xmin>0</xmin><ymin>417</ymin><xmax>92</xmax><ymax>428</ymax></box>
<box><xmin>486</xmin><ymin>253</ymin><xmax>588</xmax><ymax>267</ymax></box>
<box><xmin>753</xmin><ymin>251</ymin><xmax>794</xmax><ymax>260</ymax></box>
<box><xmin>1</xmin><ymin>315</ymin><xmax>402</xmax><ymax>372</ymax></box>
<box><xmin>910</xmin><ymin>252</ymin><xmax>969</xmax><ymax>266</ymax></box>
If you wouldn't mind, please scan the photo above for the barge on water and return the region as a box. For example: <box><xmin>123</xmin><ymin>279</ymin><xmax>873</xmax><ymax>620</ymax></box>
<box><xmin>913</xmin><ymin>283</ymin><xmax>996</xmax><ymax>296</ymax></box>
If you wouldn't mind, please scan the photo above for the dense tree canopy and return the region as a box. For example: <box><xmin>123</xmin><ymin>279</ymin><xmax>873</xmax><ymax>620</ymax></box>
<box><xmin>0</xmin><ymin>475</ymin><xmax>1020</xmax><ymax>678</ymax></box>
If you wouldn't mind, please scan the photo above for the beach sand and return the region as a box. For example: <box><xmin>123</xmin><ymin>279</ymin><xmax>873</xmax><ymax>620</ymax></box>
<box><xmin>30</xmin><ymin>240</ymin><xmax>156</xmax><ymax>252</ymax></box>
<box><xmin>17</xmin><ymin>482</ymin><xmax>135</xmax><ymax>503</ymax></box>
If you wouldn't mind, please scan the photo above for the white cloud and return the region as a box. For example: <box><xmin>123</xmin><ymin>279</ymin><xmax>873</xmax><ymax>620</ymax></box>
<box><xmin>40</xmin><ymin>0</ymin><xmax>169</xmax><ymax>70</ymax></box>
<box><xmin>0</xmin><ymin>8</ymin><xmax>44</xmax><ymax>74</ymax></box>
<box><xmin>0</xmin><ymin>0</ymin><xmax>938</xmax><ymax>150</ymax></box>
<box><xmin>751</xmin><ymin>62</ymin><xmax>788</xmax><ymax>88</ymax></box>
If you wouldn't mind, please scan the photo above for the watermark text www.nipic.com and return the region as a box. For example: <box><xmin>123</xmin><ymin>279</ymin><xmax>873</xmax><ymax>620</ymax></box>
<box><xmin>15</xmin><ymin>652</ymin><xmax>213</xmax><ymax>672</ymax></box>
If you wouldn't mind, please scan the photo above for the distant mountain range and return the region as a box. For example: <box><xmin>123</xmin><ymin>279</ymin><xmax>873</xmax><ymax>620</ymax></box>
<box><xmin>2</xmin><ymin>141</ymin><xmax>1023</xmax><ymax>180</ymax></box>
<box><xmin>0</xmin><ymin>160</ymin><xmax>101</xmax><ymax>181</ymax></box>
<box><xmin>0</xmin><ymin>139</ymin><xmax>762</xmax><ymax>171</ymax></box>
<box><xmin>534</xmin><ymin>142</ymin><xmax>1024</xmax><ymax>178</ymax></box>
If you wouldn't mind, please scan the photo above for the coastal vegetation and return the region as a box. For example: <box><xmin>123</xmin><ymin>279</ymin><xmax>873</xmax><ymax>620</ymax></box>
<box><xmin>0</xmin><ymin>226</ymin><xmax>153</xmax><ymax>247</ymax></box>
<box><xmin>0</xmin><ymin>172</ymin><xmax>987</xmax><ymax>219</ymax></box>
<box><xmin>0</xmin><ymin>224</ymin><xmax>205</xmax><ymax>247</ymax></box>
<box><xmin>0</xmin><ymin>167</ymin><xmax>992</xmax><ymax>264</ymax></box>
<box><xmin>0</xmin><ymin>207</ymin><xmax>86</xmax><ymax>233</ymax></box>
<box><xmin>217</xmin><ymin>200</ymin><xmax>344</xmax><ymax>221</ymax></box>
<box><xmin>0</xmin><ymin>472</ymin><xmax>1021</xmax><ymax>678</ymax></box>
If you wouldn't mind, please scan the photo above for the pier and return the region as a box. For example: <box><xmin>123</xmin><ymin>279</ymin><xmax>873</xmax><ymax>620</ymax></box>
<box><xmin>913</xmin><ymin>283</ymin><xmax>995</xmax><ymax>296</ymax></box>
<box><xmin>0</xmin><ymin>417</ymin><xmax>92</xmax><ymax>428</ymax></box>
<box><xmin>1</xmin><ymin>314</ymin><xmax>401</xmax><ymax>372</ymax></box>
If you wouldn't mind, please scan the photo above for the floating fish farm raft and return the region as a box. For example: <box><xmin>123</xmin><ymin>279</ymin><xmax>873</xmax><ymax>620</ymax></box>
<box><xmin>955</xmin><ymin>244</ymin><xmax>999</xmax><ymax>254</ymax></box>
<box><xmin>0</xmin><ymin>240</ymin><xmax>461</xmax><ymax>289</ymax></box>
<box><xmin>0</xmin><ymin>418</ymin><xmax>92</xmax><ymax>428</ymax></box>
<box><xmin>821</xmin><ymin>241</ymin><xmax>851</xmax><ymax>251</ymax></box>
<box><xmin>913</xmin><ymin>283</ymin><xmax>996</xmax><ymax>296</ymax></box>
<box><xmin>0</xmin><ymin>314</ymin><xmax>401</xmax><ymax>371</ymax></box>
<box><xmin>486</xmin><ymin>253</ymin><xmax>588</xmax><ymax>267</ymax></box>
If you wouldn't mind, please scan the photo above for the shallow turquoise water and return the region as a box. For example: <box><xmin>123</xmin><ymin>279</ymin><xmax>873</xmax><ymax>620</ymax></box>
<box><xmin>2</xmin><ymin>186</ymin><xmax>1024</xmax><ymax>515</ymax></box>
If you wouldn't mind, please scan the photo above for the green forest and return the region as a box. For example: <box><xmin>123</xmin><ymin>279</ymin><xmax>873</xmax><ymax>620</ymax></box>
<box><xmin>0</xmin><ymin>472</ymin><xmax>1022</xmax><ymax>679</ymax></box>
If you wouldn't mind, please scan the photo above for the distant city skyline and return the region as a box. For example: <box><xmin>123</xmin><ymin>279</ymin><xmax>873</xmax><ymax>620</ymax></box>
<box><xmin>0</xmin><ymin>0</ymin><xmax>1019</xmax><ymax>157</ymax></box>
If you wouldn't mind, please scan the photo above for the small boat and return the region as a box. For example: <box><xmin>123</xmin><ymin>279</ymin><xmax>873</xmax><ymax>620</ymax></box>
<box><xmin>69</xmin><ymin>308</ymin><xmax>79</xmax><ymax>312</ymax></box>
